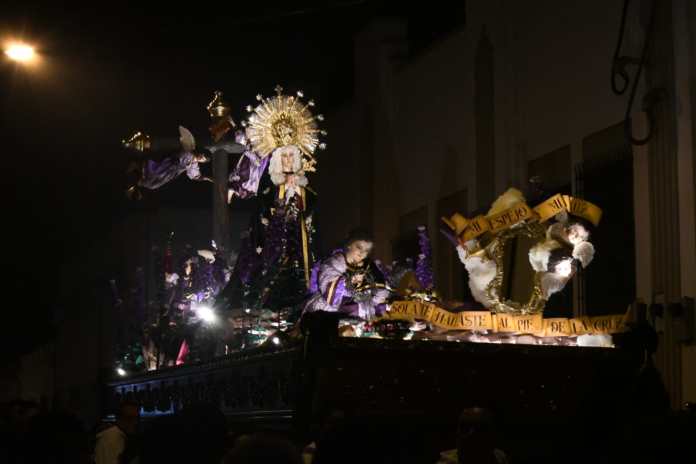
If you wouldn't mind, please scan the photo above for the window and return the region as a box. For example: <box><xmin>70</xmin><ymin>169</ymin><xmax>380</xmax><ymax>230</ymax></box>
<box><xmin>580</xmin><ymin>123</ymin><xmax>635</xmax><ymax>316</ymax></box>
<box><xmin>436</xmin><ymin>190</ymin><xmax>473</xmax><ymax>303</ymax></box>
<box><xmin>475</xmin><ymin>28</ymin><xmax>495</xmax><ymax>208</ymax></box>
<box><xmin>392</xmin><ymin>206</ymin><xmax>428</xmax><ymax>263</ymax></box>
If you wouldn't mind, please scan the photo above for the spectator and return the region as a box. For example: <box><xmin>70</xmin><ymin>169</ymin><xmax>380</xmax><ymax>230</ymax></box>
<box><xmin>139</xmin><ymin>402</ymin><xmax>227</xmax><ymax>464</ymax></box>
<box><xmin>437</xmin><ymin>407</ymin><xmax>508</xmax><ymax>464</ymax></box>
<box><xmin>95</xmin><ymin>400</ymin><xmax>140</xmax><ymax>464</ymax></box>
<box><xmin>1</xmin><ymin>399</ymin><xmax>40</xmax><ymax>463</ymax></box>
<box><xmin>225</xmin><ymin>433</ymin><xmax>302</xmax><ymax>464</ymax></box>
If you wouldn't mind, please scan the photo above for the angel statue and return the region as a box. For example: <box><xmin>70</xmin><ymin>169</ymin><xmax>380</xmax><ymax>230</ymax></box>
<box><xmin>123</xmin><ymin>95</ymin><xmax>244</xmax><ymax>199</ymax></box>
<box><xmin>528</xmin><ymin>211</ymin><xmax>595</xmax><ymax>299</ymax></box>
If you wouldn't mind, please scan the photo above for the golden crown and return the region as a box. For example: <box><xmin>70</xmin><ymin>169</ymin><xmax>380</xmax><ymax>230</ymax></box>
<box><xmin>242</xmin><ymin>85</ymin><xmax>326</xmax><ymax>160</ymax></box>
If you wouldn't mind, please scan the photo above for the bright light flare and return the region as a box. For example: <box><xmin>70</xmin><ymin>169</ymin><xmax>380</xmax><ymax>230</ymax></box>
<box><xmin>272</xmin><ymin>336</ymin><xmax>281</xmax><ymax>346</ymax></box>
<box><xmin>556</xmin><ymin>259</ymin><xmax>574</xmax><ymax>278</ymax></box>
<box><xmin>4</xmin><ymin>42</ymin><xmax>36</xmax><ymax>63</ymax></box>
<box><xmin>116</xmin><ymin>367</ymin><xmax>127</xmax><ymax>377</ymax></box>
<box><xmin>195</xmin><ymin>305</ymin><xmax>217</xmax><ymax>324</ymax></box>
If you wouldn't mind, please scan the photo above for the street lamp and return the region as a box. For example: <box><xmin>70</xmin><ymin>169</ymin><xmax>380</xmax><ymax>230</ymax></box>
<box><xmin>4</xmin><ymin>41</ymin><xmax>37</xmax><ymax>64</ymax></box>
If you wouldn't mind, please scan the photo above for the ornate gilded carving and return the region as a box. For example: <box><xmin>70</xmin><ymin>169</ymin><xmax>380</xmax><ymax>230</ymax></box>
<box><xmin>484</xmin><ymin>222</ymin><xmax>547</xmax><ymax>315</ymax></box>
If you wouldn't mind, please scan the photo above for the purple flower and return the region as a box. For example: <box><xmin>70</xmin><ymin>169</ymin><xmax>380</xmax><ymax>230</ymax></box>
<box><xmin>415</xmin><ymin>226</ymin><xmax>434</xmax><ymax>290</ymax></box>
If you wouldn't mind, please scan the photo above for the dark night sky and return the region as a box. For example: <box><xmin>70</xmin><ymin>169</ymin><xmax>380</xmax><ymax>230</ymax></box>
<box><xmin>1</xmin><ymin>1</ymin><xmax>464</xmax><ymax>359</ymax></box>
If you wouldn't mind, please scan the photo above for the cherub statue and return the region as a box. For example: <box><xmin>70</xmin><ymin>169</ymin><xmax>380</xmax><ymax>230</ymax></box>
<box><xmin>528</xmin><ymin>211</ymin><xmax>595</xmax><ymax>299</ymax></box>
<box><xmin>124</xmin><ymin>125</ymin><xmax>243</xmax><ymax>198</ymax></box>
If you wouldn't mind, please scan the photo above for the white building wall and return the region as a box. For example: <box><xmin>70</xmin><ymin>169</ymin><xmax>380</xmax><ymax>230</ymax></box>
<box><xmin>319</xmin><ymin>0</ymin><xmax>695</xmax><ymax>403</ymax></box>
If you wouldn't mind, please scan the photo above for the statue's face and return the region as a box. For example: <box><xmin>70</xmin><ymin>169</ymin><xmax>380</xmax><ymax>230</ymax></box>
<box><xmin>272</xmin><ymin>117</ymin><xmax>296</xmax><ymax>146</ymax></box>
<box><xmin>553</xmin><ymin>258</ymin><xmax>575</xmax><ymax>278</ymax></box>
<box><xmin>281</xmin><ymin>151</ymin><xmax>295</xmax><ymax>172</ymax></box>
<box><xmin>346</xmin><ymin>240</ymin><xmax>373</xmax><ymax>265</ymax></box>
<box><xmin>566</xmin><ymin>223</ymin><xmax>589</xmax><ymax>245</ymax></box>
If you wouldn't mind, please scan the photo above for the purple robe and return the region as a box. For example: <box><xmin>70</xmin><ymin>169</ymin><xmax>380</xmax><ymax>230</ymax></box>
<box><xmin>139</xmin><ymin>152</ymin><xmax>203</xmax><ymax>190</ymax></box>
<box><xmin>304</xmin><ymin>252</ymin><xmax>389</xmax><ymax>320</ymax></box>
<box><xmin>228</xmin><ymin>150</ymin><xmax>269</xmax><ymax>199</ymax></box>
<box><xmin>228</xmin><ymin>131</ymin><xmax>269</xmax><ymax>199</ymax></box>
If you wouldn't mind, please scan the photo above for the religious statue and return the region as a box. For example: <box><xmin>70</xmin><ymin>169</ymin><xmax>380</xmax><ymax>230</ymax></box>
<box><xmin>217</xmin><ymin>86</ymin><xmax>325</xmax><ymax>316</ymax></box>
<box><xmin>528</xmin><ymin>212</ymin><xmax>595</xmax><ymax>299</ymax></box>
<box><xmin>303</xmin><ymin>228</ymin><xmax>390</xmax><ymax>320</ymax></box>
<box><xmin>123</xmin><ymin>125</ymin><xmax>242</xmax><ymax>199</ymax></box>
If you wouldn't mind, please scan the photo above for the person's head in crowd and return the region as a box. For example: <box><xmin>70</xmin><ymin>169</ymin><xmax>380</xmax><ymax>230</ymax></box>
<box><xmin>456</xmin><ymin>407</ymin><xmax>498</xmax><ymax>463</ymax></box>
<box><xmin>4</xmin><ymin>399</ymin><xmax>39</xmax><ymax>435</ymax></box>
<box><xmin>225</xmin><ymin>433</ymin><xmax>302</xmax><ymax>464</ymax></box>
<box><xmin>140</xmin><ymin>402</ymin><xmax>227</xmax><ymax>464</ymax></box>
<box><xmin>116</xmin><ymin>400</ymin><xmax>140</xmax><ymax>435</ymax></box>
<box><xmin>179</xmin><ymin>402</ymin><xmax>228</xmax><ymax>463</ymax></box>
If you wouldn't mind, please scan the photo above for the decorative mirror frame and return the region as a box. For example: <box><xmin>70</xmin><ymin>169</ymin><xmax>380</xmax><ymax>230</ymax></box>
<box><xmin>484</xmin><ymin>221</ymin><xmax>547</xmax><ymax>315</ymax></box>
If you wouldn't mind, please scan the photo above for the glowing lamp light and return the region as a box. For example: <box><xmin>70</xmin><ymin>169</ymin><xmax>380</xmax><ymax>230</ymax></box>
<box><xmin>195</xmin><ymin>305</ymin><xmax>217</xmax><ymax>324</ymax></box>
<box><xmin>116</xmin><ymin>368</ymin><xmax>127</xmax><ymax>377</ymax></box>
<box><xmin>4</xmin><ymin>42</ymin><xmax>36</xmax><ymax>63</ymax></box>
<box><xmin>272</xmin><ymin>336</ymin><xmax>281</xmax><ymax>346</ymax></box>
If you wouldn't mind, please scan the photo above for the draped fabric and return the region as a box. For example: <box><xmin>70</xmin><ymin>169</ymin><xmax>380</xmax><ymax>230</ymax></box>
<box><xmin>139</xmin><ymin>152</ymin><xmax>204</xmax><ymax>190</ymax></box>
<box><xmin>218</xmin><ymin>175</ymin><xmax>315</xmax><ymax>314</ymax></box>
<box><xmin>304</xmin><ymin>251</ymin><xmax>389</xmax><ymax>320</ymax></box>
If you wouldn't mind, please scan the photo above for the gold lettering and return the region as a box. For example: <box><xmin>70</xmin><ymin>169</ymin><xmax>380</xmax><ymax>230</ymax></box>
<box><xmin>498</xmin><ymin>316</ymin><xmax>509</xmax><ymax>329</ymax></box>
<box><xmin>570</xmin><ymin>199</ymin><xmax>587</xmax><ymax>215</ymax></box>
<box><xmin>383</xmin><ymin>302</ymin><xmax>626</xmax><ymax>335</ymax></box>
<box><xmin>463</xmin><ymin>314</ymin><xmax>473</xmax><ymax>329</ymax></box>
<box><xmin>517</xmin><ymin>318</ymin><xmax>532</xmax><ymax>332</ymax></box>
<box><xmin>432</xmin><ymin>310</ymin><xmax>446</xmax><ymax>325</ymax></box>
<box><xmin>570</xmin><ymin>318</ymin><xmax>590</xmax><ymax>335</ymax></box>
<box><xmin>447</xmin><ymin>313</ymin><xmax>458</xmax><ymax>328</ymax></box>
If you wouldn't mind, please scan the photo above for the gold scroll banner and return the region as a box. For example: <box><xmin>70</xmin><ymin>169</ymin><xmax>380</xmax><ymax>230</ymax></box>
<box><xmin>533</xmin><ymin>194</ymin><xmax>569</xmax><ymax>223</ymax></box>
<box><xmin>488</xmin><ymin>202</ymin><xmax>536</xmax><ymax>233</ymax></box>
<box><xmin>532</xmin><ymin>194</ymin><xmax>603</xmax><ymax>226</ymax></box>
<box><xmin>384</xmin><ymin>301</ymin><xmax>627</xmax><ymax>337</ymax></box>
<box><xmin>460</xmin><ymin>215</ymin><xmax>490</xmax><ymax>242</ymax></box>
<box><xmin>563</xmin><ymin>195</ymin><xmax>603</xmax><ymax>227</ymax></box>
<box><xmin>494</xmin><ymin>313</ymin><xmax>544</xmax><ymax>334</ymax></box>
<box><xmin>444</xmin><ymin>194</ymin><xmax>603</xmax><ymax>243</ymax></box>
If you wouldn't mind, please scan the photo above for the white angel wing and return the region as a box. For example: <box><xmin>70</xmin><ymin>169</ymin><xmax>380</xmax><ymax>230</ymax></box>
<box><xmin>179</xmin><ymin>126</ymin><xmax>196</xmax><ymax>152</ymax></box>
<box><xmin>197</xmin><ymin>249</ymin><xmax>216</xmax><ymax>263</ymax></box>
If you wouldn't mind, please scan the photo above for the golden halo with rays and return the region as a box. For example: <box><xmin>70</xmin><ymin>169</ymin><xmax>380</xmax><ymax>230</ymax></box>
<box><xmin>243</xmin><ymin>85</ymin><xmax>326</xmax><ymax>160</ymax></box>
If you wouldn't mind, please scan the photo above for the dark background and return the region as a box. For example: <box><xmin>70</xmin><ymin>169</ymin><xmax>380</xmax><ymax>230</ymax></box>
<box><xmin>1</xmin><ymin>1</ymin><xmax>466</xmax><ymax>360</ymax></box>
